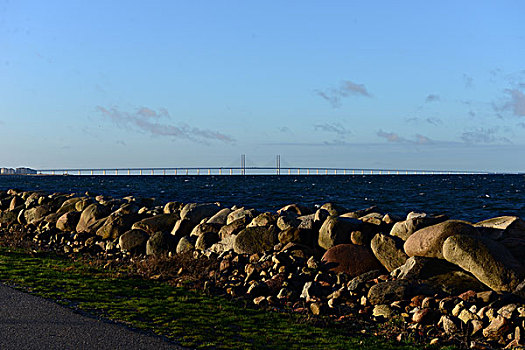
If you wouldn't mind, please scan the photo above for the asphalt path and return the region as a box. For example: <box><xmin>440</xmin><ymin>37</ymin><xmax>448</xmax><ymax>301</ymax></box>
<box><xmin>0</xmin><ymin>284</ymin><xmax>187</xmax><ymax>350</ymax></box>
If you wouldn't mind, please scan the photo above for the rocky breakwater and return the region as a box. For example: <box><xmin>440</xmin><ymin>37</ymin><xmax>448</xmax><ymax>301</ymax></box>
<box><xmin>1</xmin><ymin>188</ymin><xmax>525</xmax><ymax>348</ymax></box>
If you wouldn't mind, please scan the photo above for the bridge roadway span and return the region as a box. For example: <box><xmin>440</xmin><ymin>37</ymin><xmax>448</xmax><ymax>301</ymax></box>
<box><xmin>0</xmin><ymin>283</ymin><xmax>185</xmax><ymax>350</ymax></box>
<box><xmin>35</xmin><ymin>166</ymin><xmax>492</xmax><ymax>176</ymax></box>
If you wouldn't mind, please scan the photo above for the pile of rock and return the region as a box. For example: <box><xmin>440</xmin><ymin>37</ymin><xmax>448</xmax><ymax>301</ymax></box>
<box><xmin>1</xmin><ymin>188</ymin><xmax>525</xmax><ymax>348</ymax></box>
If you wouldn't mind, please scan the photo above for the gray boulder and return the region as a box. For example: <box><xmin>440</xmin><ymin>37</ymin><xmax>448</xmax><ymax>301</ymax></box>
<box><xmin>76</xmin><ymin>203</ymin><xmax>111</xmax><ymax>234</ymax></box>
<box><xmin>146</xmin><ymin>231</ymin><xmax>176</xmax><ymax>256</ymax></box>
<box><xmin>390</xmin><ymin>215</ymin><xmax>448</xmax><ymax>241</ymax></box>
<box><xmin>176</xmin><ymin>236</ymin><xmax>196</xmax><ymax>254</ymax></box>
<box><xmin>206</xmin><ymin>208</ymin><xmax>231</xmax><ymax>225</ymax></box>
<box><xmin>56</xmin><ymin>211</ymin><xmax>81</xmax><ymax>232</ymax></box>
<box><xmin>119</xmin><ymin>229</ymin><xmax>149</xmax><ymax>254</ymax></box>
<box><xmin>318</xmin><ymin>216</ymin><xmax>361</xmax><ymax>250</ymax></box>
<box><xmin>181</xmin><ymin>203</ymin><xmax>222</xmax><ymax>224</ymax></box>
<box><xmin>195</xmin><ymin>232</ymin><xmax>220</xmax><ymax>251</ymax></box>
<box><xmin>233</xmin><ymin>226</ymin><xmax>278</xmax><ymax>255</ymax></box>
<box><xmin>370</xmin><ymin>233</ymin><xmax>408</xmax><ymax>272</ymax></box>
<box><xmin>442</xmin><ymin>235</ymin><xmax>524</xmax><ymax>292</ymax></box>
<box><xmin>131</xmin><ymin>213</ymin><xmax>179</xmax><ymax>235</ymax></box>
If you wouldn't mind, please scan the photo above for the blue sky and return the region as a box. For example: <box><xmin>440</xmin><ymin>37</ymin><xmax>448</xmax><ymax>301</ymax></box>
<box><xmin>1</xmin><ymin>1</ymin><xmax>524</xmax><ymax>171</ymax></box>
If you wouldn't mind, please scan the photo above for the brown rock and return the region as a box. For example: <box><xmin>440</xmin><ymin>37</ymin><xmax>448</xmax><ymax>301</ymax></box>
<box><xmin>370</xmin><ymin>233</ymin><xmax>408</xmax><ymax>272</ymax></box>
<box><xmin>318</xmin><ymin>216</ymin><xmax>361</xmax><ymax>250</ymax></box>
<box><xmin>404</xmin><ymin>220</ymin><xmax>479</xmax><ymax>259</ymax></box>
<box><xmin>483</xmin><ymin>315</ymin><xmax>511</xmax><ymax>340</ymax></box>
<box><xmin>322</xmin><ymin>244</ymin><xmax>383</xmax><ymax>278</ymax></box>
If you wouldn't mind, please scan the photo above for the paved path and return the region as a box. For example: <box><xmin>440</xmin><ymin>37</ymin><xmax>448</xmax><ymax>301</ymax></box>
<box><xmin>0</xmin><ymin>284</ymin><xmax>187</xmax><ymax>350</ymax></box>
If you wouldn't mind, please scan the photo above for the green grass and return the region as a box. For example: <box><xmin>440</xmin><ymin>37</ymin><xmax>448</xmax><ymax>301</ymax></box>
<box><xmin>0</xmin><ymin>248</ymin><xmax>438</xmax><ymax>349</ymax></box>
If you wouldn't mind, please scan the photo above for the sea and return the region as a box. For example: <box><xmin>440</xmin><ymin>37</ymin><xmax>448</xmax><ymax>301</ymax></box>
<box><xmin>0</xmin><ymin>174</ymin><xmax>524</xmax><ymax>222</ymax></box>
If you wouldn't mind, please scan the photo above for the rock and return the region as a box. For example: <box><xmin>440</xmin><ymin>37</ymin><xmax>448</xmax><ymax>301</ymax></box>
<box><xmin>96</xmin><ymin>212</ymin><xmax>138</xmax><ymax>240</ymax></box>
<box><xmin>483</xmin><ymin>315</ymin><xmax>511</xmax><ymax>340</ymax></box>
<box><xmin>9</xmin><ymin>196</ymin><xmax>24</xmax><ymax>211</ymax></box>
<box><xmin>367</xmin><ymin>280</ymin><xmax>414</xmax><ymax>305</ymax></box>
<box><xmin>278</xmin><ymin>228</ymin><xmax>316</xmax><ymax>247</ymax></box>
<box><xmin>443</xmin><ymin>235</ymin><xmax>524</xmax><ymax>292</ymax></box>
<box><xmin>439</xmin><ymin>315</ymin><xmax>460</xmax><ymax>334</ymax></box>
<box><xmin>321</xmin><ymin>244</ymin><xmax>383</xmax><ymax>277</ymax></box>
<box><xmin>233</xmin><ymin>226</ymin><xmax>278</xmax><ymax>255</ymax></box>
<box><xmin>373</xmin><ymin>304</ymin><xmax>394</xmax><ymax>319</ymax></box>
<box><xmin>320</xmin><ymin>203</ymin><xmax>347</xmax><ymax>216</ymax></box>
<box><xmin>277</xmin><ymin>204</ymin><xmax>312</xmax><ymax>216</ymax></box>
<box><xmin>218</xmin><ymin>218</ymin><xmax>246</xmax><ymax>239</ymax></box>
<box><xmin>76</xmin><ymin>203</ymin><xmax>111</xmax><ymax>234</ymax></box>
<box><xmin>425</xmin><ymin>271</ymin><xmax>486</xmax><ymax>295</ymax></box>
<box><xmin>176</xmin><ymin>236</ymin><xmax>196</xmax><ymax>254</ymax></box>
<box><xmin>370</xmin><ymin>233</ymin><xmax>408</xmax><ymax>272</ymax></box>
<box><xmin>23</xmin><ymin>205</ymin><xmax>50</xmax><ymax>225</ymax></box>
<box><xmin>195</xmin><ymin>231</ymin><xmax>220</xmax><ymax>251</ymax></box>
<box><xmin>390</xmin><ymin>215</ymin><xmax>448</xmax><ymax>241</ymax></box>
<box><xmin>248</xmin><ymin>212</ymin><xmax>278</xmax><ymax>227</ymax></box>
<box><xmin>171</xmin><ymin>219</ymin><xmax>195</xmax><ymax>238</ymax></box>
<box><xmin>297</xmin><ymin>214</ymin><xmax>316</xmax><ymax>230</ymax></box>
<box><xmin>347</xmin><ymin>270</ymin><xmax>383</xmax><ymax>292</ymax></box>
<box><xmin>318</xmin><ymin>216</ymin><xmax>361</xmax><ymax>250</ymax></box>
<box><xmin>209</xmin><ymin>235</ymin><xmax>236</xmax><ymax>253</ymax></box>
<box><xmin>314</xmin><ymin>208</ymin><xmax>330</xmax><ymax>225</ymax></box>
<box><xmin>24</xmin><ymin>192</ymin><xmax>43</xmax><ymax>209</ymax></box>
<box><xmin>206</xmin><ymin>208</ymin><xmax>231</xmax><ymax>225</ymax></box>
<box><xmin>163</xmin><ymin>201</ymin><xmax>181</xmax><ymax>214</ymax></box>
<box><xmin>300</xmin><ymin>281</ymin><xmax>322</xmax><ymax>301</ymax></box>
<box><xmin>413</xmin><ymin>308</ymin><xmax>435</xmax><ymax>324</ymax></box>
<box><xmin>56</xmin><ymin>211</ymin><xmax>81</xmax><ymax>232</ymax></box>
<box><xmin>180</xmin><ymin>203</ymin><xmax>222</xmax><ymax>224</ymax></box>
<box><xmin>475</xmin><ymin>216</ymin><xmax>525</xmax><ymax>240</ymax></box>
<box><xmin>146</xmin><ymin>231</ymin><xmax>176</xmax><ymax>256</ymax></box>
<box><xmin>404</xmin><ymin>220</ymin><xmax>479</xmax><ymax>259</ymax></box>
<box><xmin>458</xmin><ymin>309</ymin><xmax>479</xmax><ymax>324</ymax></box>
<box><xmin>190</xmin><ymin>222</ymin><xmax>221</xmax><ymax>237</ymax></box>
<box><xmin>226</xmin><ymin>208</ymin><xmax>256</xmax><ymax>225</ymax></box>
<box><xmin>390</xmin><ymin>256</ymin><xmax>459</xmax><ymax>280</ymax></box>
<box><xmin>119</xmin><ymin>229</ymin><xmax>149</xmax><ymax>254</ymax></box>
<box><xmin>131</xmin><ymin>213</ymin><xmax>179</xmax><ymax>235</ymax></box>
<box><xmin>276</xmin><ymin>215</ymin><xmax>301</xmax><ymax>231</ymax></box>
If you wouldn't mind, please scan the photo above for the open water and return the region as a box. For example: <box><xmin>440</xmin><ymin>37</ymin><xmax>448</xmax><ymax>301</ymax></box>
<box><xmin>0</xmin><ymin>174</ymin><xmax>524</xmax><ymax>222</ymax></box>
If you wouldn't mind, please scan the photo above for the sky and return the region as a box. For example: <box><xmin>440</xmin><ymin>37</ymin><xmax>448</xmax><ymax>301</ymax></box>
<box><xmin>1</xmin><ymin>1</ymin><xmax>524</xmax><ymax>172</ymax></box>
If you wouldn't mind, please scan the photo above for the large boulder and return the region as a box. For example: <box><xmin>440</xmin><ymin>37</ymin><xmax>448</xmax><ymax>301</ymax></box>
<box><xmin>119</xmin><ymin>229</ymin><xmax>149</xmax><ymax>254</ymax></box>
<box><xmin>131</xmin><ymin>213</ymin><xmax>179</xmax><ymax>235</ymax></box>
<box><xmin>370</xmin><ymin>233</ymin><xmax>408</xmax><ymax>272</ymax></box>
<box><xmin>475</xmin><ymin>216</ymin><xmax>525</xmax><ymax>260</ymax></box>
<box><xmin>319</xmin><ymin>203</ymin><xmax>347</xmax><ymax>216</ymax></box>
<box><xmin>404</xmin><ymin>220</ymin><xmax>479</xmax><ymax>259</ymax></box>
<box><xmin>368</xmin><ymin>280</ymin><xmax>423</xmax><ymax>305</ymax></box>
<box><xmin>76</xmin><ymin>203</ymin><xmax>111</xmax><ymax>234</ymax></box>
<box><xmin>171</xmin><ymin>219</ymin><xmax>195</xmax><ymax>238</ymax></box>
<box><xmin>390</xmin><ymin>256</ymin><xmax>459</xmax><ymax>280</ymax></box>
<box><xmin>190</xmin><ymin>223</ymin><xmax>221</xmax><ymax>237</ymax></box>
<box><xmin>176</xmin><ymin>236</ymin><xmax>196</xmax><ymax>254</ymax></box>
<box><xmin>390</xmin><ymin>215</ymin><xmax>448</xmax><ymax>241</ymax></box>
<box><xmin>56</xmin><ymin>211</ymin><xmax>81</xmax><ymax>232</ymax></box>
<box><xmin>22</xmin><ymin>205</ymin><xmax>50</xmax><ymax>225</ymax></box>
<box><xmin>321</xmin><ymin>244</ymin><xmax>383</xmax><ymax>277</ymax></box>
<box><xmin>442</xmin><ymin>235</ymin><xmax>524</xmax><ymax>292</ymax></box>
<box><xmin>218</xmin><ymin>218</ymin><xmax>246</xmax><ymax>239</ymax></box>
<box><xmin>180</xmin><ymin>203</ymin><xmax>222</xmax><ymax>224</ymax></box>
<box><xmin>278</xmin><ymin>228</ymin><xmax>316</xmax><ymax>247</ymax></box>
<box><xmin>146</xmin><ymin>231</ymin><xmax>176</xmax><ymax>256</ymax></box>
<box><xmin>233</xmin><ymin>226</ymin><xmax>278</xmax><ymax>255</ymax></box>
<box><xmin>55</xmin><ymin>197</ymin><xmax>83</xmax><ymax>216</ymax></box>
<box><xmin>206</xmin><ymin>208</ymin><xmax>231</xmax><ymax>225</ymax></box>
<box><xmin>96</xmin><ymin>212</ymin><xmax>139</xmax><ymax>240</ymax></box>
<box><xmin>195</xmin><ymin>232</ymin><xmax>220</xmax><ymax>251</ymax></box>
<box><xmin>318</xmin><ymin>216</ymin><xmax>361</xmax><ymax>250</ymax></box>
<box><xmin>209</xmin><ymin>235</ymin><xmax>236</xmax><ymax>254</ymax></box>
<box><xmin>248</xmin><ymin>212</ymin><xmax>278</xmax><ymax>228</ymax></box>
<box><xmin>277</xmin><ymin>204</ymin><xmax>312</xmax><ymax>216</ymax></box>
<box><xmin>226</xmin><ymin>208</ymin><xmax>257</xmax><ymax>225</ymax></box>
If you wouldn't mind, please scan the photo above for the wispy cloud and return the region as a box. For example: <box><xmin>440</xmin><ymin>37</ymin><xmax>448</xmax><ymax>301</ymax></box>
<box><xmin>425</xmin><ymin>94</ymin><xmax>440</xmax><ymax>103</ymax></box>
<box><xmin>502</xmin><ymin>89</ymin><xmax>525</xmax><ymax>117</ymax></box>
<box><xmin>406</xmin><ymin>117</ymin><xmax>442</xmax><ymax>126</ymax></box>
<box><xmin>460</xmin><ymin>127</ymin><xmax>511</xmax><ymax>144</ymax></box>
<box><xmin>377</xmin><ymin>130</ymin><xmax>434</xmax><ymax>145</ymax></box>
<box><xmin>278</xmin><ymin>126</ymin><xmax>292</xmax><ymax>133</ymax></box>
<box><xmin>463</xmin><ymin>74</ymin><xmax>473</xmax><ymax>88</ymax></box>
<box><xmin>314</xmin><ymin>122</ymin><xmax>351</xmax><ymax>137</ymax></box>
<box><xmin>315</xmin><ymin>80</ymin><xmax>371</xmax><ymax>108</ymax></box>
<box><xmin>96</xmin><ymin>106</ymin><xmax>234</xmax><ymax>144</ymax></box>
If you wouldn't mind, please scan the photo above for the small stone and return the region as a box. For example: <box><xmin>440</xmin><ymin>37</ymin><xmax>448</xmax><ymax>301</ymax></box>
<box><xmin>498</xmin><ymin>304</ymin><xmax>518</xmax><ymax>319</ymax></box>
<box><xmin>483</xmin><ymin>315</ymin><xmax>511</xmax><ymax>340</ymax></box>
<box><xmin>471</xmin><ymin>319</ymin><xmax>484</xmax><ymax>336</ymax></box>
<box><xmin>452</xmin><ymin>301</ymin><xmax>465</xmax><ymax>317</ymax></box>
<box><xmin>253</xmin><ymin>296</ymin><xmax>268</xmax><ymax>306</ymax></box>
<box><xmin>458</xmin><ymin>309</ymin><xmax>479</xmax><ymax>324</ymax></box>
<box><xmin>310</xmin><ymin>302</ymin><xmax>325</xmax><ymax>315</ymax></box>
<box><xmin>429</xmin><ymin>338</ymin><xmax>440</xmax><ymax>345</ymax></box>
<box><xmin>372</xmin><ymin>304</ymin><xmax>393</xmax><ymax>319</ymax></box>
<box><xmin>421</xmin><ymin>296</ymin><xmax>436</xmax><ymax>309</ymax></box>
<box><xmin>413</xmin><ymin>308</ymin><xmax>434</xmax><ymax>324</ymax></box>
<box><xmin>439</xmin><ymin>315</ymin><xmax>459</xmax><ymax>334</ymax></box>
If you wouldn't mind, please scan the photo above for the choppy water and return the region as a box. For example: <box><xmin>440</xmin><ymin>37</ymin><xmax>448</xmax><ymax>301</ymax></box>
<box><xmin>0</xmin><ymin>175</ymin><xmax>524</xmax><ymax>222</ymax></box>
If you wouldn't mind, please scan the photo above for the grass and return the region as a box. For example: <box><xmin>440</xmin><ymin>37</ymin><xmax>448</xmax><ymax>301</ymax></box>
<box><xmin>0</xmin><ymin>247</ymin><xmax>444</xmax><ymax>349</ymax></box>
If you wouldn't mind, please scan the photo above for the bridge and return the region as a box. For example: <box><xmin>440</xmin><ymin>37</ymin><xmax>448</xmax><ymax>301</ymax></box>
<box><xmin>33</xmin><ymin>154</ymin><xmax>494</xmax><ymax>176</ymax></box>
